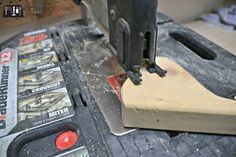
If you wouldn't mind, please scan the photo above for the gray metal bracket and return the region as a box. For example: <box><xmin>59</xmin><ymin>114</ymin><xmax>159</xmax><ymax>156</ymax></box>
<box><xmin>107</xmin><ymin>0</ymin><xmax>166</xmax><ymax>84</ymax></box>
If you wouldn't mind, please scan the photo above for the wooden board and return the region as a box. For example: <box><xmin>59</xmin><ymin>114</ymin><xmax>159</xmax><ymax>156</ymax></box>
<box><xmin>121</xmin><ymin>57</ymin><xmax>236</xmax><ymax>135</ymax></box>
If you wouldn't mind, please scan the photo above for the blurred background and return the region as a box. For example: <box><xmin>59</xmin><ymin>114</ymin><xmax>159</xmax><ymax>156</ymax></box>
<box><xmin>0</xmin><ymin>0</ymin><xmax>235</xmax><ymax>54</ymax></box>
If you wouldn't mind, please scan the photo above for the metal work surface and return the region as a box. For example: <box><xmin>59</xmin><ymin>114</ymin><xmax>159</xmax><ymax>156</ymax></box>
<box><xmin>52</xmin><ymin>13</ymin><xmax>236</xmax><ymax>156</ymax></box>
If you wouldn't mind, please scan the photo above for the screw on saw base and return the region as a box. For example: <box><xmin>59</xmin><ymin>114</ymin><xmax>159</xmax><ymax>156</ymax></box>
<box><xmin>234</xmin><ymin>95</ymin><xmax>236</xmax><ymax>100</ymax></box>
<box><xmin>110</xmin><ymin>9</ymin><xmax>116</xmax><ymax>21</ymax></box>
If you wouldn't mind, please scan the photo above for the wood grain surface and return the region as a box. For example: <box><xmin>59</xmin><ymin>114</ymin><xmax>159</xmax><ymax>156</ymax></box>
<box><xmin>121</xmin><ymin>57</ymin><xmax>236</xmax><ymax>135</ymax></box>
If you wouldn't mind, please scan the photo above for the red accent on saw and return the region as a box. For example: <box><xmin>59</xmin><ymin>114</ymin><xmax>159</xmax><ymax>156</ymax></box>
<box><xmin>55</xmin><ymin>131</ymin><xmax>79</xmax><ymax>151</ymax></box>
<box><xmin>0</xmin><ymin>116</ymin><xmax>6</xmax><ymax>120</ymax></box>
